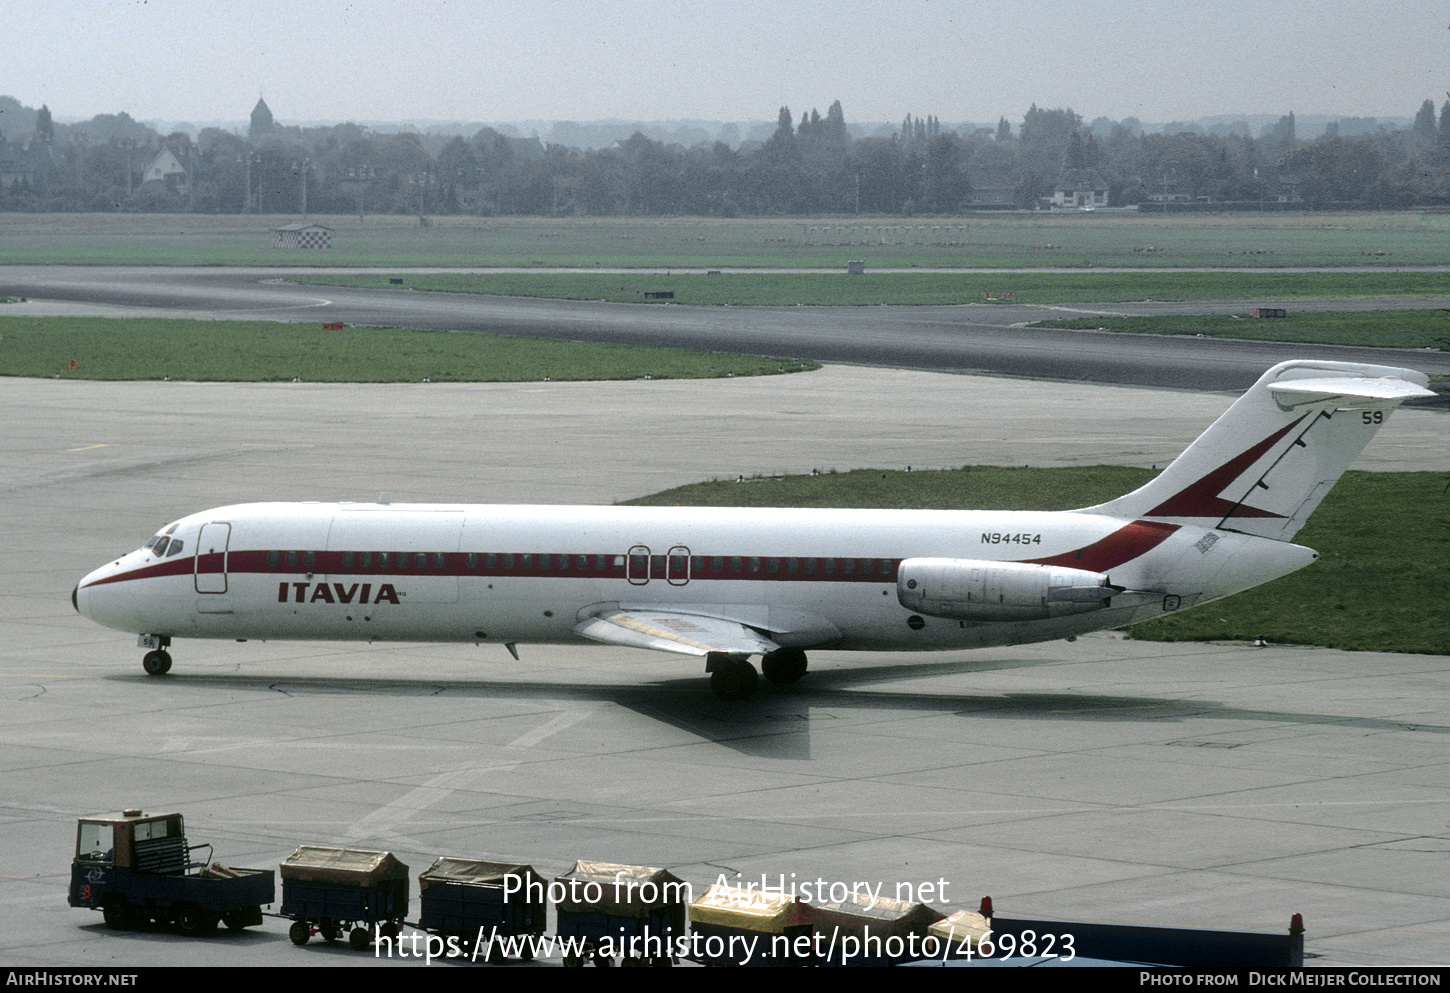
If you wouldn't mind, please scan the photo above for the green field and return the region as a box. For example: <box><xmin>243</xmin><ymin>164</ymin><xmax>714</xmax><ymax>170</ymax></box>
<box><xmin>1</xmin><ymin>211</ymin><xmax>1448</xmax><ymax>269</ymax></box>
<box><xmin>625</xmin><ymin>466</ymin><xmax>1450</xmax><ymax>656</ymax></box>
<box><xmin>0</xmin><ymin>317</ymin><xmax>814</xmax><ymax>382</ymax></box>
<box><xmin>296</xmin><ymin>270</ymin><xmax>1450</xmax><ymax>307</ymax></box>
<box><xmin>1032</xmin><ymin>309</ymin><xmax>1450</xmax><ymax>349</ymax></box>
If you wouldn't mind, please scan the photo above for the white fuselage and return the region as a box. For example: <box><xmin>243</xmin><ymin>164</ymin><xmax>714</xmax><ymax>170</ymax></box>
<box><xmin>75</xmin><ymin>501</ymin><xmax>1316</xmax><ymax>655</ymax></box>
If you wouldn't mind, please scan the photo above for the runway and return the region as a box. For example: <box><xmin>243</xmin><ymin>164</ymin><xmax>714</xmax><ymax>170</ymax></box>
<box><xmin>3</xmin><ymin>369</ymin><xmax>1448</xmax><ymax>967</ymax></box>
<box><xmin>5</xmin><ymin>265</ymin><xmax>1450</xmax><ymax>391</ymax></box>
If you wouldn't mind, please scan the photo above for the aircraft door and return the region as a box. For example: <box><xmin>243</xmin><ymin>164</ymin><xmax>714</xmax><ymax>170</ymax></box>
<box><xmin>627</xmin><ymin>545</ymin><xmax>650</xmax><ymax>585</ymax></box>
<box><xmin>194</xmin><ymin>522</ymin><xmax>231</xmax><ymax>594</ymax></box>
<box><xmin>667</xmin><ymin>546</ymin><xmax>691</xmax><ymax>586</ymax></box>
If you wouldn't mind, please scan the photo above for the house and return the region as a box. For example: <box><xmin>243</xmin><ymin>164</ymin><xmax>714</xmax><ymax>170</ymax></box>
<box><xmin>1051</xmin><ymin>168</ymin><xmax>1109</xmax><ymax>208</ymax></box>
<box><xmin>141</xmin><ymin>147</ymin><xmax>190</xmax><ymax>192</ymax></box>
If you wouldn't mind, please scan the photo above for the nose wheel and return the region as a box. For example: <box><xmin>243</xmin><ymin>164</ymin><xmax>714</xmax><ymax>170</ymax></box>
<box><xmin>142</xmin><ymin>650</ymin><xmax>172</xmax><ymax>675</ymax></box>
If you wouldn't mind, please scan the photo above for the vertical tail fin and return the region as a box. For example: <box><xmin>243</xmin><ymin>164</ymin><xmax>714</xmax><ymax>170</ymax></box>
<box><xmin>1080</xmin><ymin>360</ymin><xmax>1433</xmax><ymax>541</ymax></box>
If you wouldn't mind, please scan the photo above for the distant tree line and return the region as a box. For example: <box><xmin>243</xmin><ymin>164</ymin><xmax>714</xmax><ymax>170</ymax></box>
<box><xmin>2</xmin><ymin>96</ymin><xmax>1448</xmax><ymax>215</ymax></box>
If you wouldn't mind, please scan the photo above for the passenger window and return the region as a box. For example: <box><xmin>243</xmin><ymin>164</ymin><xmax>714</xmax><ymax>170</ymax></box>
<box><xmin>485</xmin><ymin>553</ymin><xmax>497</xmax><ymax>569</ymax></box>
<box><xmin>379</xmin><ymin>552</ymin><xmax>390</xmax><ymax>567</ymax></box>
<box><xmin>342</xmin><ymin>552</ymin><xmax>354</xmax><ymax>568</ymax></box>
<box><xmin>285</xmin><ymin>551</ymin><xmax>297</xmax><ymax>568</ymax></box>
<box><xmin>748</xmin><ymin>557</ymin><xmax>761</xmax><ymax>573</ymax></box>
<box><xmin>501</xmin><ymin>554</ymin><xmax>514</xmax><ymax>569</ymax></box>
<box><xmin>434</xmin><ymin>553</ymin><xmax>445</xmax><ymax>569</ymax></box>
<box><xmin>823</xmin><ymin>558</ymin><xmax>835</xmax><ymax>574</ymax></box>
<box><xmin>712</xmin><ymin>556</ymin><xmax>724</xmax><ymax>572</ymax></box>
<box><xmin>416</xmin><ymin>553</ymin><xmax>427</xmax><ymax>568</ymax></box>
<box><xmin>267</xmin><ymin>551</ymin><xmax>280</xmax><ymax>566</ymax></box>
<box><xmin>303</xmin><ymin>551</ymin><xmax>315</xmax><ymax>568</ymax></box>
<box><xmin>361</xmin><ymin>552</ymin><xmax>373</xmax><ymax>567</ymax></box>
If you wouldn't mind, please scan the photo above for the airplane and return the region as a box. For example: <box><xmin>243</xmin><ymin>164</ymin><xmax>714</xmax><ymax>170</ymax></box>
<box><xmin>73</xmin><ymin>359</ymin><xmax>1433</xmax><ymax>700</ymax></box>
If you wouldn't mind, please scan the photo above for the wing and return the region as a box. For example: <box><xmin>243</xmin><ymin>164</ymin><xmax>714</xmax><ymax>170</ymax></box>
<box><xmin>573</xmin><ymin>608</ymin><xmax>781</xmax><ymax>657</ymax></box>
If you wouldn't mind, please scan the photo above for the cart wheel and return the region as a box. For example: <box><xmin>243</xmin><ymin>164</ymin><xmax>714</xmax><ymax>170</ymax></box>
<box><xmin>519</xmin><ymin>943</ymin><xmax>535</xmax><ymax>963</ymax></box>
<box><xmin>177</xmin><ymin>904</ymin><xmax>217</xmax><ymax>935</ymax></box>
<box><xmin>102</xmin><ymin>898</ymin><xmax>134</xmax><ymax>931</ymax></box>
<box><xmin>289</xmin><ymin>920</ymin><xmax>311</xmax><ymax>946</ymax></box>
<box><xmin>221</xmin><ymin>911</ymin><xmax>248</xmax><ymax>932</ymax></box>
<box><xmin>651</xmin><ymin>956</ymin><xmax>674</xmax><ymax>967</ymax></box>
<box><xmin>349</xmin><ymin>926</ymin><xmax>371</xmax><ymax>951</ymax></box>
<box><xmin>592</xmin><ymin>949</ymin><xmax>614</xmax><ymax>967</ymax></box>
<box><xmin>379</xmin><ymin>921</ymin><xmax>400</xmax><ymax>940</ymax></box>
<box><xmin>622</xmin><ymin>955</ymin><xmax>645</xmax><ymax>968</ymax></box>
<box><xmin>320</xmin><ymin>918</ymin><xmax>339</xmax><ymax>942</ymax></box>
<box><xmin>564</xmin><ymin>952</ymin><xmax>583</xmax><ymax>968</ymax></box>
<box><xmin>488</xmin><ymin>944</ymin><xmax>505</xmax><ymax>965</ymax></box>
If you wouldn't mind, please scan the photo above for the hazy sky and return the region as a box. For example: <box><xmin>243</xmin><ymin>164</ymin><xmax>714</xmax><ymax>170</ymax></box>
<box><xmin>11</xmin><ymin>0</ymin><xmax>1447</xmax><ymax>126</ymax></box>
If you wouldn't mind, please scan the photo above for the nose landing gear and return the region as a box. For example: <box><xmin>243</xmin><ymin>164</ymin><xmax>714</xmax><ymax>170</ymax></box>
<box><xmin>140</xmin><ymin>635</ymin><xmax>173</xmax><ymax>675</ymax></box>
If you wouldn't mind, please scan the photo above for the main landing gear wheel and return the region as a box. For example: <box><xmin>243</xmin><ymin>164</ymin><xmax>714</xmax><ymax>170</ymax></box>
<box><xmin>142</xmin><ymin>650</ymin><xmax>172</xmax><ymax>675</ymax></box>
<box><xmin>708</xmin><ymin>657</ymin><xmax>759</xmax><ymax>701</ymax></box>
<box><xmin>761</xmin><ymin>648</ymin><xmax>808</xmax><ymax>685</ymax></box>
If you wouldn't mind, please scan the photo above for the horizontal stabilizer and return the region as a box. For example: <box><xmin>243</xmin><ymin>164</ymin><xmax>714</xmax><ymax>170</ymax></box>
<box><xmin>574</xmin><ymin>608</ymin><xmax>781</xmax><ymax>657</ymax></box>
<box><xmin>1267</xmin><ymin>375</ymin><xmax>1435</xmax><ymax>404</ymax></box>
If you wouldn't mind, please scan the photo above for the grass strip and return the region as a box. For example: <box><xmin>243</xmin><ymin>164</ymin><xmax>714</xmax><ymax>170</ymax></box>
<box><xmin>624</xmin><ymin>466</ymin><xmax>1450</xmax><ymax>655</ymax></box>
<box><xmin>0</xmin><ymin>317</ymin><xmax>815</xmax><ymax>382</ymax></box>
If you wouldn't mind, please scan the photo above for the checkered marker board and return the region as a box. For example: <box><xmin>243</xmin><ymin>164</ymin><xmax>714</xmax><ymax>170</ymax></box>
<box><xmin>272</xmin><ymin>228</ymin><xmax>332</xmax><ymax>249</ymax></box>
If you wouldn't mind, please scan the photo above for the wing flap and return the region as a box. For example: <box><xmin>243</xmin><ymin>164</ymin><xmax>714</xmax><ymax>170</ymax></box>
<box><xmin>574</xmin><ymin>608</ymin><xmax>781</xmax><ymax>657</ymax></box>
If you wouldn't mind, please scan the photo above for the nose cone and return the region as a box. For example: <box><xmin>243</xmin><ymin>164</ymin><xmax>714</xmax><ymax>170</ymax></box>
<box><xmin>74</xmin><ymin>559</ymin><xmax>134</xmax><ymax>631</ymax></box>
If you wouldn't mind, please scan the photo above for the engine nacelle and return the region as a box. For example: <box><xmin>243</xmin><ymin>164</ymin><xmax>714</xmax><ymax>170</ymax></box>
<box><xmin>897</xmin><ymin>558</ymin><xmax>1118</xmax><ymax>622</ymax></box>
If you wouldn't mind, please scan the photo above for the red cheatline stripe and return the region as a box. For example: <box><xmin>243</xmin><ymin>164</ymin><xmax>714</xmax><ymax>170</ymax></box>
<box><xmin>86</xmin><ymin>525</ymin><xmax>1168</xmax><ymax>591</ymax></box>
<box><xmin>1024</xmin><ymin>520</ymin><xmax>1179</xmax><ymax>572</ymax></box>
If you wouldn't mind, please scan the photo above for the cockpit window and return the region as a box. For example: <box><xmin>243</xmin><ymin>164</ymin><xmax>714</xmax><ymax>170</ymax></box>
<box><xmin>165</xmin><ymin>539</ymin><xmax>185</xmax><ymax>558</ymax></box>
<box><xmin>166</xmin><ymin>524</ymin><xmax>179</xmax><ymax>535</ymax></box>
<box><xmin>153</xmin><ymin>537</ymin><xmax>170</xmax><ymax>557</ymax></box>
<box><xmin>144</xmin><ymin>536</ymin><xmax>160</xmax><ymax>550</ymax></box>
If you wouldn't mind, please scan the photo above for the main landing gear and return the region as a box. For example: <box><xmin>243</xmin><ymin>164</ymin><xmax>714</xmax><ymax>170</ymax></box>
<box><xmin>761</xmin><ymin>648</ymin><xmax>808</xmax><ymax>685</ymax></box>
<box><xmin>707</xmin><ymin>649</ymin><xmax>809</xmax><ymax>700</ymax></box>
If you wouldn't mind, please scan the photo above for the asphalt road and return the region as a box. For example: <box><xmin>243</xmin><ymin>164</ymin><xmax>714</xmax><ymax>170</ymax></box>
<box><xmin>4</xmin><ymin>265</ymin><xmax>1449</xmax><ymax>392</ymax></box>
